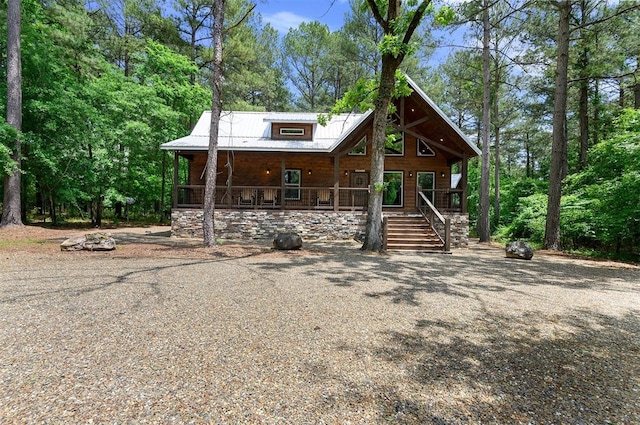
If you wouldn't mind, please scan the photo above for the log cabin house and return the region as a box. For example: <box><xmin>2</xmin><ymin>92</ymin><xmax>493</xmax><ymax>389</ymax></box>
<box><xmin>161</xmin><ymin>77</ymin><xmax>480</xmax><ymax>251</ymax></box>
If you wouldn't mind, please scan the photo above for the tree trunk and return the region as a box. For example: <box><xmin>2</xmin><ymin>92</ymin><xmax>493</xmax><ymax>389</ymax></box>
<box><xmin>525</xmin><ymin>133</ymin><xmax>531</xmax><ymax>178</ymax></box>
<box><xmin>577</xmin><ymin>1</ymin><xmax>589</xmax><ymax>171</ymax></box>
<box><xmin>160</xmin><ymin>151</ymin><xmax>167</xmax><ymax>223</ymax></box>
<box><xmin>1</xmin><ymin>0</ymin><xmax>23</xmax><ymax>227</ymax></box>
<box><xmin>360</xmin><ymin>0</ymin><xmax>431</xmax><ymax>251</ymax></box>
<box><xmin>492</xmin><ymin>50</ymin><xmax>500</xmax><ymax>228</ymax></box>
<box><xmin>478</xmin><ymin>0</ymin><xmax>491</xmax><ymax>242</ymax></box>
<box><xmin>361</xmin><ymin>59</ymin><xmax>397</xmax><ymax>251</ymax></box>
<box><xmin>544</xmin><ymin>0</ymin><xmax>571</xmax><ymax>251</ymax></box>
<box><xmin>203</xmin><ymin>0</ymin><xmax>225</xmax><ymax>248</ymax></box>
<box><xmin>578</xmin><ymin>76</ymin><xmax>589</xmax><ymax>170</ymax></box>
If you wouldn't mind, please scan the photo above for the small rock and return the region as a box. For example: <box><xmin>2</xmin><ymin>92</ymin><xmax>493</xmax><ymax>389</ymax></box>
<box><xmin>505</xmin><ymin>240</ymin><xmax>533</xmax><ymax>260</ymax></box>
<box><xmin>273</xmin><ymin>233</ymin><xmax>302</xmax><ymax>250</ymax></box>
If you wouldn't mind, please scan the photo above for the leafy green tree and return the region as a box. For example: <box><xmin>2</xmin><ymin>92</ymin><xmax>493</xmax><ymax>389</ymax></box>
<box><xmin>281</xmin><ymin>21</ymin><xmax>334</xmax><ymax>111</ymax></box>
<box><xmin>224</xmin><ymin>20</ymin><xmax>290</xmax><ymax>111</ymax></box>
<box><xmin>567</xmin><ymin>109</ymin><xmax>640</xmax><ymax>253</ymax></box>
<box><xmin>359</xmin><ymin>0</ymin><xmax>453</xmax><ymax>251</ymax></box>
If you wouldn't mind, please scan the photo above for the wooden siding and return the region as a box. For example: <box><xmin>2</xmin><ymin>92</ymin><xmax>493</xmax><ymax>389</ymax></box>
<box><xmin>271</xmin><ymin>123</ymin><xmax>314</xmax><ymax>141</ymax></box>
<box><xmin>181</xmin><ymin>128</ymin><xmax>456</xmax><ymax>213</ymax></box>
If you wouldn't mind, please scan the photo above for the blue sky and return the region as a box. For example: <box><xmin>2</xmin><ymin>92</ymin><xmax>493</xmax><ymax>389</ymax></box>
<box><xmin>254</xmin><ymin>0</ymin><xmax>464</xmax><ymax>66</ymax></box>
<box><xmin>256</xmin><ymin>0</ymin><xmax>352</xmax><ymax>33</ymax></box>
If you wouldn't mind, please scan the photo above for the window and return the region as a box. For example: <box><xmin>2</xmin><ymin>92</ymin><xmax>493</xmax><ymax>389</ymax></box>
<box><xmin>349</xmin><ymin>136</ymin><xmax>367</xmax><ymax>155</ymax></box>
<box><xmin>284</xmin><ymin>169</ymin><xmax>301</xmax><ymax>200</ymax></box>
<box><xmin>385</xmin><ymin>132</ymin><xmax>404</xmax><ymax>156</ymax></box>
<box><xmin>417</xmin><ymin>171</ymin><xmax>435</xmax><ymax>204</ymax></box>
<box><xmin>280</xmin><ymin>127</ymin><xmax>305</xmax><ymax>136</ymax></box>
<box><xmin>417</xmin><ymin>139</ymin><xmax>436</xmax><ymax>156</ymax></box>
<box><xmin>383</xmin><ymin>171</ymin><xmax>403</xmax><ymax>207</ymax></box>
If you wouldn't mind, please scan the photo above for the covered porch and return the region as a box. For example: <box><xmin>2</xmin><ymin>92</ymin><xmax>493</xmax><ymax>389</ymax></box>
<box><xmin>171</xmin><ymin>150</ymin><xmax>470</xmax><ymax>215</ymax></box>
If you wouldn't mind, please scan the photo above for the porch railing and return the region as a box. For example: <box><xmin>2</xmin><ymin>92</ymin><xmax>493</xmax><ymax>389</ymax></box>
<box><xmin>176</xmin><ymin>185</ymin><xmax>370</xmax><ymax>211</ymax></box>
<box><xmin>418</xmin><ymin>187</ymin><xmax>463</xmax><ymax>213</ymax></box>
<box><xmin>417</xmin><ymin>191</ymin><xmax>450</xmax><ymax>252</ymax></box>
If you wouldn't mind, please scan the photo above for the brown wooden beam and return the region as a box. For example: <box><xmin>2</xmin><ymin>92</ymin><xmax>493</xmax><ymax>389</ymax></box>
<box><xmin>333</xmin><ymin>155</ymin><xmax>339</xmax><ymax>212</ymax></box>
<box><xmin>398</xmin><ymin>126</ymin><xmax>465</xmax><ymax>158</ymax></box>
<box><xmin>173</xmin><ymin>152</ymin><xmax>179</xmax><ymax>209</ymax></box>
<box><xmin>461</xmin><ymin>152</ymin><xmax>469</xmax><ymax>214</ymax></box>
<box><xmin>280</xmin><ymin>157</ymin><xmax>286</xmax><ymax>210</ymax></box>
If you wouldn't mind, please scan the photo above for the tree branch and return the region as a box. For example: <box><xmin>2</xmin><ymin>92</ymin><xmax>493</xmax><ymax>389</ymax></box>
<box><xmin>401</xmin><ymin>1</ymin><xmax>432</xmax><ymax>46</ymax></box>
<box><xmin>572</xmin><ymin>3</ymin><xmax>640</xmax><ymax>31</ymax></box>
<box><xmin>224</xmin><ymin>3</ymin><xmax>257</xmax><ymax>34</ymax></box>
<box><xmin>366</xmin><ymin>0</ymin><xmax>388</xmax><ymax>31</ymax></box>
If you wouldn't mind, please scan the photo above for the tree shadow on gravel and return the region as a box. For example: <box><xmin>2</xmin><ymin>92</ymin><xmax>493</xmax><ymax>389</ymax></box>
<box><xmin>325</xmin><ymin>310</ymin><xmax>640</xmax><ymax>424</ymax></box>
<box><xmin>0</xmin><ymin>252</ymin><xmax>262</xmax><ymax>305</ymax></box>
<box><xmin>252</xmin><ymin>245</ymin><xmax>639</xmax><ymax>305</ymax></box>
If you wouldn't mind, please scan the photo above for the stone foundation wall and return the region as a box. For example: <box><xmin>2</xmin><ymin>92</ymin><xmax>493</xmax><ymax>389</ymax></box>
<box><xmin>171</xmin><ymin>209</ymin><xmax>470</xmax><ymax>248</ymax></box>
<box><xmin>171</xmin><ymin>209</ymin><xmax>367</xmax><ymax>240</ymax></box>
<box><xmin>432</xmin><ymin>213</ymin><xmax>470</xmax><ymax>248</ymax></box>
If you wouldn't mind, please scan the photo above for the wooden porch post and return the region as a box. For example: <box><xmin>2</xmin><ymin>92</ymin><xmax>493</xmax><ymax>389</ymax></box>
<box><xmin>461</xmin><ymin>152</ymin><xmax>469</xmax><ymax>214</ymax></box>
<box><xmin>333</xmin><ymin>155</ymin><xmax>339</xmax><ymax>212</ymax></box>
<box><xmin>280</xmin><ymin>157</ymin><xmax>286</xmax><ymax>210</ymax></box>
<box><xmin>173</xmin><ymin>152</ymin><xmax>179</xmax><ymax>209</ymax></box>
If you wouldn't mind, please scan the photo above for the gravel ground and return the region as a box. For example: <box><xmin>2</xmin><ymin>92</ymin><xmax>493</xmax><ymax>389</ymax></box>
<box><xmin>0</xmin><ymin>226</ymin><xmax>639</xmax><ymax>424</ymax></box>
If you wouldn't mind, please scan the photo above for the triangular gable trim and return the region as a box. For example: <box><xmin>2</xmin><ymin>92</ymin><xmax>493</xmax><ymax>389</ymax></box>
<box><xmin>405</xmin><ymin>75</ymin><xmax>481</xmax><ymax>156</ymax></box>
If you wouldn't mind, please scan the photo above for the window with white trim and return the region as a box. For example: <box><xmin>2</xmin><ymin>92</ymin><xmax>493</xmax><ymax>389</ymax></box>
<box><xmin>383</xmin><ymin>171</ymin><xmax>403</xmax><ymax>207</ymax></box>
<box><xmin>280</xmin><ymin>128</ymin><xmax>305</xmax><ymax>136</ymax></box>
<box><xmin>417</xmin><ymin>139</ymin><xmax>436</xmax><ymax>156</ymax></box>
<box><xmin>385</xmin><ymin>132</ymin><xmax>404</xmax><ymax>156</ymax></box>
<box><xmin>417</xmin><ymin>171</ymin><xmax>435</xmax><ymax>204</ymax></box>
<box><xmin>349</xmin><ymin>136</ymin><xmax>367</xmax><ymax>155</ymax></box>
<box><xmin>284</xmin><ymin>169</ymin><xmax>301</xmax><ymax>200</ymax></box>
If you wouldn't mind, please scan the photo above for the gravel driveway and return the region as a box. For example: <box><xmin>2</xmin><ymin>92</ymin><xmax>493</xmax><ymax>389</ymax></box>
<box><xmin>1</xmin><ymin>227</ymin><xmax>638</xmax><ymax>423</ymax></box>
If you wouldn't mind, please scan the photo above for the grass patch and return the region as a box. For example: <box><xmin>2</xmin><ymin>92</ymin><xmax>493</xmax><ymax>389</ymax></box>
<box><xmin>0</xmin><ymin>238</ymin><xmax>50</xmax><ymax>249</ymax></box>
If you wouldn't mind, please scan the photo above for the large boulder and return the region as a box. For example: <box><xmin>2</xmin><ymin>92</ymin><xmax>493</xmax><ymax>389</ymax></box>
<box><xmin>505</xmin><ymin>240</ymin><xmax>533</xmax><ymax>260</ymax></box>
<box><xmin>61</xmin><ymin>232</ymin><xmax>116</xmax><ymax>252</ymax></box>
<box><xmin>273</xmin><ymin>233</ymin><xmax>302</xmax><ymax>250</ymax></box>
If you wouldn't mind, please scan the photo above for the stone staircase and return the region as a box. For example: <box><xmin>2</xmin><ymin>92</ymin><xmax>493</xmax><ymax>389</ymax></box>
<box><xmin>385</xmin><ymin>214</ymin><xmax>446</xmax><ymax>252</ymax></box>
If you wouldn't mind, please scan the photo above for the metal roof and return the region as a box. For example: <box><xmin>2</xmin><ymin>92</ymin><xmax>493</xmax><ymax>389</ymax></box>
<box><xmin>161</xmin><ymin>111</ymin><xmax>365</xmax><ymax>152</ymax></box>
<box><xmin>161</xmin><ymin>77</ymin><xmax>480</xmax><ymax>157</ymax></box>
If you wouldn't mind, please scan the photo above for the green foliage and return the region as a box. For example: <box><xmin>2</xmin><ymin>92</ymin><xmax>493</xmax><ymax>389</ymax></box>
<box><xmin>495</xmin><ymin>193</ymin><xmax>547</xmax><ymax>244</ymax></box>
<box><xmin>565</xmin><ymin>109</ymin><xmax>640</xmax><ymax>253</ymax></box>
<box><xmin>499</xmin><ymin>177</ymin><xmax>548</xmax><ymax>226</ymax></box>
<box><xmin>0</xmin><ymin>123</ymin><xmax>18</xmax><ymax>174</ymax></box>
<box><xmin>319</xmin><ymin>70</ymin><xmax>413</xmax><ymax>124</ymax></box>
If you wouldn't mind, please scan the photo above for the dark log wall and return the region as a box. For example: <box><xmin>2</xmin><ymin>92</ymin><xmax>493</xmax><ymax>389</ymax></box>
<box><xmin>183</xmin><ymin>126</ymin><xmax>456</xmax><ymax>212</ymax></box>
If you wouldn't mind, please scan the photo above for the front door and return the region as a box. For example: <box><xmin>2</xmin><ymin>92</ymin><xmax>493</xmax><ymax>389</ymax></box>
<box><xmin>350</xmin><ymin>172</ymin><xmax>369</xmax><ymax>207</ymax></box>
<box><xmin>417</xmin><ymin>171</ymin><xmax>435</xmax><ymax>204</ymax></box>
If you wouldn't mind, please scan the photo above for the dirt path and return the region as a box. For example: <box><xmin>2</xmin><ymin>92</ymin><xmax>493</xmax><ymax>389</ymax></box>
<box><xmin>0</xmin><ymin>225</ymin><xmax>638</xmax><ymax>423</ymax></box>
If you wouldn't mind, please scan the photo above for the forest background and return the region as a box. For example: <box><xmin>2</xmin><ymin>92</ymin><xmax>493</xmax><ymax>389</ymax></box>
<box><xmin>0</xmin><ymin>0</ymin><xmax>638</xmax><ymax>260</ymax></box>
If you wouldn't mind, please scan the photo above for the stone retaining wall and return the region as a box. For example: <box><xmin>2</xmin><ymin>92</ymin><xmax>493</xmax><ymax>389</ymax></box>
<box><xmin>171</xmin><ymin>209</ymin><xmax>470</xmax><ymax>248</ymax></box>
<box><xmin>171</xmin><ymin>209</ymin><xmax>367</xmax><ymax>240</ymax></box>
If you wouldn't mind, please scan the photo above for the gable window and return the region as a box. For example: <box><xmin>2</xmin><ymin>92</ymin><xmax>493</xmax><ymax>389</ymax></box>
<box><xmin>383</xmin><ymin>171</ymin><xmax>403</xmax><ymax>207</ymax></box>
<box><xmin>280</xmin><ymin>127</ymin><xmax>305</xmax><ymax>136</ymax></box>
<box><xmin>385</xmin><ymin>132</ymin><xmax>404</xmax><ymax>156</ymax></box>
<box><xmin>417</xmin><ymin>139</ymin><xmax>436</xmax><ymax>156</ymax></box>
<box><xmin>284</xmin><ymin>169</ymin><xmax>301</xmax><ymax>200</ymax></box>
<box><xmin>349</xmin><ymin>136</ymin><xmax>367</xmax><ymax>155</ymax></box>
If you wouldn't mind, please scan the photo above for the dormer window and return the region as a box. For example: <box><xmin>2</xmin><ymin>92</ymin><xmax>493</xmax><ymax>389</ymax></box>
<box><xmin>280</xmin><ymin>127</ymin><xmax>305</xmax><ymax>136</ymax></box>
<box><xmin>271</xmin><ymin>123</ymin><xmax>313</xmax><ymax>140</ymax></box>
